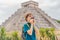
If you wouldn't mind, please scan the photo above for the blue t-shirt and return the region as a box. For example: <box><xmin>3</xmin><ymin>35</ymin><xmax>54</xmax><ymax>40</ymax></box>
<box><xmin>23</xmin><ymin>23</ymin><xmax>36</xmax><ymax>40</ymax></box>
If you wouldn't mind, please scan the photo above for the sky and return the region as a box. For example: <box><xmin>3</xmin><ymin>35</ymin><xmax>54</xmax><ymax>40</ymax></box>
<box><xmin>0</xmin><ymin>0</ymin><xmax>60</xmax><ymax>25</ymax></box>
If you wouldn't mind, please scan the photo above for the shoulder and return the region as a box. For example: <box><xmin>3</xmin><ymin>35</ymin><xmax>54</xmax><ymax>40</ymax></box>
<box><xmin>23</xmin><ymin>23</ymin><xmax>28</xmax><ymax>28</ymax></box>
<box><xmin>23</xmin><ymin>23</ymin><xmax>27</xmax><ymax>26</ymax></box>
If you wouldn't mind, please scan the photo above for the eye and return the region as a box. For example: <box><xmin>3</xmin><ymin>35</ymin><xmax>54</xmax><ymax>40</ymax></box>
<box><xmin>29</xmin><ymin>15</ymin><xmax>31</xmax><ymax>17</ymax></box>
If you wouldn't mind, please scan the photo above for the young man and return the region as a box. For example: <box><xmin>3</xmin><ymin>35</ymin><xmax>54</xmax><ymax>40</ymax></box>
<box><xmin>22</xmin><ymin>13</ymin><xmax>39</xmax><ymax>40</ymax></box>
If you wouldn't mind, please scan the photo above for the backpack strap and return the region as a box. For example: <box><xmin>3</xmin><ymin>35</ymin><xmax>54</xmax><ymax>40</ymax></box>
<box><xmin>26</xmin><ymin>24</ymin><xmax>30</xmax><ymax>28</ymax></box>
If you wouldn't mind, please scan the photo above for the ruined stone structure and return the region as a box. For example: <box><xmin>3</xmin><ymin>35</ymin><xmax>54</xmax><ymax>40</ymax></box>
<box><xmin>1</xmin><ymin>0</ymin><xmax>60</xmax><ymax>32</ymax></box>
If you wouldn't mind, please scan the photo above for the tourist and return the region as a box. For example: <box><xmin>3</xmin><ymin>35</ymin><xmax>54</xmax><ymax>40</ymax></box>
<box><xmin>22</xmin><ymin>13</ymin><xmax>40</xmax><ymax>40</ymax></box>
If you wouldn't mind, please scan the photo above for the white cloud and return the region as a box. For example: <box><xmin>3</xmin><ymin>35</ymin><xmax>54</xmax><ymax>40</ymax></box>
<box><xmin>38</xmin><ymin>0</ymin><xmax>58</xmax><ymax>8</ymax></box>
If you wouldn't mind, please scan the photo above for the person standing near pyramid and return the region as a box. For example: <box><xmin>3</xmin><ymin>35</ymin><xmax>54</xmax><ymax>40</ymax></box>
<box><xmin>22</xmin><ymin>13</ymin><xmax>40</xmax><ymax>40</ymax></box>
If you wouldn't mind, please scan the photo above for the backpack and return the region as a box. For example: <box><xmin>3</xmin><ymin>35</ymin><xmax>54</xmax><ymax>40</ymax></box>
<box><xmin>21</xmin><ymin>28</ymin><xmax>25</xmax><ymax>40</ymax></box>
<box><xmin>21</xmin><ymin>24</ymin><xmax>29</xmax><ymax>40</ymax></box>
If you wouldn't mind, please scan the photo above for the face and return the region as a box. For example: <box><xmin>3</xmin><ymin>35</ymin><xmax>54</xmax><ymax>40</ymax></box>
<box><xmin>27</xmin><ymin>14</ymin><xmax>33</xmax><ymax>22</ymax></box>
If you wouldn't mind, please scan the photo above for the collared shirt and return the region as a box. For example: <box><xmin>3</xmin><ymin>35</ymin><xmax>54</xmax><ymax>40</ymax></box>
<box><xmin>23</xmin><ymin>22</ymin><xmax>36</xmax><ymax>40</ymax></box>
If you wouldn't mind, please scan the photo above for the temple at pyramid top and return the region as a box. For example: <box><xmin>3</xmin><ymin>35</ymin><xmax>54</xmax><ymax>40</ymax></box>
<box><xmin>21</xmin><ymin>0</ymin><xmax>38</xmax><ymax>7</ymax></box>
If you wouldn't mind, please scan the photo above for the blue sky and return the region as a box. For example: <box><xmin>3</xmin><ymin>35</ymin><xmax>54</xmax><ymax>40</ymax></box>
<box><xmin>0</xmin><ymin>0</ymin><xmax>60</xmax><ymax>25</ymax></box>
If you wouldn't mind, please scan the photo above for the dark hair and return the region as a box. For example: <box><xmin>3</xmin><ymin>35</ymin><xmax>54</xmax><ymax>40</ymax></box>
<box><xmin>25</xmin><ymin>13</ymin><xmax>32</xmax><ymax>21</ymax></box>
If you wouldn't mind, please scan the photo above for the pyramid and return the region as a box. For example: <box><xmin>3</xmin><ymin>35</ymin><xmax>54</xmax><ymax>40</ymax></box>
<box><xmin>1</xmin><ymin>0</ymin><xmax>60</xmax><ymax>32</ymax></box>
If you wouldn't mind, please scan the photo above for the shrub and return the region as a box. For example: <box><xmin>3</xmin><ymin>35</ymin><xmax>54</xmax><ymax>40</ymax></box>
<box><xmin>0</xmin><ymin>27</ymin><xmax>21</xmax><ymax>40</ymax></box>
<box><xmin>39</xmin><ymin>27</ymin><xmax>55</xmax><ymax>40</ymax></box>
<box><xmin>0</xmin><ymin>27</ymin><xmax>6</xmax><ymax>40</ymax></box>
<box><xmin>12</xmin><ymin>31</ymin><xmax>20</xmax><ymax>40</ymax></box>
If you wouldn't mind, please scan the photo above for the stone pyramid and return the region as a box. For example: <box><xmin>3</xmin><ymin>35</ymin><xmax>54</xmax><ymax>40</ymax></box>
<box><xmin>1</xmin><ymin>0</ymin><xmax>60</xmax><ymax>32</ymax></box>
